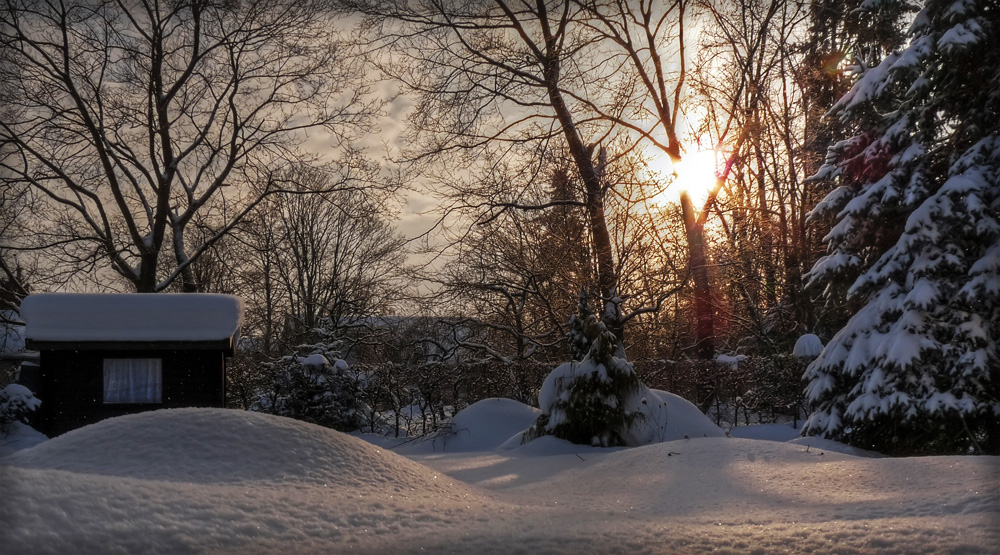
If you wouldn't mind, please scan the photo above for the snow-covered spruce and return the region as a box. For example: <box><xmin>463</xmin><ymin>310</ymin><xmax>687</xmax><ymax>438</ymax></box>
<box><xmin>524</xmin><ymin>316</ymin><xmax>663</xmax><ymax>447</ymax></box>
<box><xmin>804</xmin><ymin>0</ymin><xmax>1000</xmax><ymax>455</ymax></box>
<box><xmin>252</xmin><ymin>343</ymin><xmax>363</xmax><ymax>433</ymax></box>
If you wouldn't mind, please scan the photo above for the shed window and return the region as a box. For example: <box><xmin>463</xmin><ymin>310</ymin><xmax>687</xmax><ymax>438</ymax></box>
<box><xmin>103</xmin><ymin>358</ymin><xmax>162</xmax><ymax>404</ymax></box>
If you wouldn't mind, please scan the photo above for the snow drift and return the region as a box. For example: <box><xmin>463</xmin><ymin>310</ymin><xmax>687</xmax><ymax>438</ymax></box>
<box><xmin>1</xmin><ymin>409</ymin><xmax>488</xmax><ymax>555</ymax></box>
<box><xmin>5</xmin><ymin>408</ymin><xmax>464</xmax><ymax>489</ymax></box>
<box><xmin>2</xmin><ymin>406</ymin><xmax>997</xmax><ymax>554</ymax></box>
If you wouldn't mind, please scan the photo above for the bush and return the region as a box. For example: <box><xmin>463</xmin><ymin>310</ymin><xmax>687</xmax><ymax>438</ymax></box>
<box><xmin>633</xmin><ymin>356</ymin><xmax>808</xmax><ymax>430</ymax></box>
<box><xmin>253</xmin><ymin>343</ymin><xmax>363</xmax><ymax>433</ymax></box>
<box><xmin>1</xmin><ymin>383</ymin><xmax>41</xmax><ymax>436</ymax></box>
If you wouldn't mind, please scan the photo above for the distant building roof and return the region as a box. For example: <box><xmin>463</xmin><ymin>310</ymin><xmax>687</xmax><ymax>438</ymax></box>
<box><xmin>21</xmin><ymin>293</ymin><xmax>243</xmax><ymax>344</ymax></box>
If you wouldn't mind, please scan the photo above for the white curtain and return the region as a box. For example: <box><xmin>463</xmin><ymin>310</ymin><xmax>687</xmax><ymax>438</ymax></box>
<box><xmin>103</xmin><ymin>359</ymin><xmax>162</xmax><ymax>403</ymax></box>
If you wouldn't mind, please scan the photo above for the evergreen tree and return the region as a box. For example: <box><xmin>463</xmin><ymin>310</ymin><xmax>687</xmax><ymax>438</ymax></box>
<box><xmin>798</xmin><ymin>0</ymin><xmax>914</xmax><ymax>336</ymax></box>
<box><xmin>804</xmin><ymin>0</ymin><xmax>1000</xmax><ymax>455</ymax></box>
<box><xmin>525</xmin><ymin>314</ymin><xmax>652</xmax><ymax>447</ymax></box>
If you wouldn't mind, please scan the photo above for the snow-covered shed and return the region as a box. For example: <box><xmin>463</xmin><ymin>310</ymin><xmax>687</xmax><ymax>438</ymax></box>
<box><xmin>20</xmin><ymin>293</ymin><xmax>243</xmax><ymax>437</ymax></box>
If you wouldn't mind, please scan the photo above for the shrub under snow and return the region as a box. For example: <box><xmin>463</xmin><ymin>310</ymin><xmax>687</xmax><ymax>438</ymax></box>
<box><xmin>253</xmin><ymin>343</ymin><xmax>363</xmax><ymax>432</ymax></box>
<box><xmin>792</xmin><ymin>334</ymin><xmax>824</xmax><ymax>359</ymax></box>
<box><xmin>1</xmin><ymin>383</ymin><xmax>41</xmax><ymax>436</ymax></box>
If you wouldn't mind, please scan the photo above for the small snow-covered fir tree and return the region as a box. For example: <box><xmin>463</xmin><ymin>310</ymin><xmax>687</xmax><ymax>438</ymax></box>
<box><xmin>525</xmin><ymin>315</ymin><xmax>660</xmax><ymax>447</ymax></box>
<box><xmin>253</xmin><ymin>341</ymin><xmax>363</xmax><ymax>432</ymax></box>
<box><xmin>804</xmin><ymin>0</ymin><xmax>1000</xmax><ymax>455</ymax></box>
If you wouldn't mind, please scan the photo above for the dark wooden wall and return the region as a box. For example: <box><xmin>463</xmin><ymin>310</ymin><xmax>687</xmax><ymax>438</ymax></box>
<box><xmin>35</xmin><ymin>348</ymin><xmax>225</xmax><ymax>437</ymax></box>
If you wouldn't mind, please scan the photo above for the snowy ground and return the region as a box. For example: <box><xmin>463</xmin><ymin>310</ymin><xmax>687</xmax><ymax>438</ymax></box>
<box><xmin>1</xmin><ymin>400</ymin><xmax>998</xmax><ymax>554</ymax></box>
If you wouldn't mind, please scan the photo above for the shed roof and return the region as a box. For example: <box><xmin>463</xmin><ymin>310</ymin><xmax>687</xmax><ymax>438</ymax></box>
<box><xmin>21</xmin><ymin>294</ymin><xmax>243</xmax><ymax>344</ymax></box>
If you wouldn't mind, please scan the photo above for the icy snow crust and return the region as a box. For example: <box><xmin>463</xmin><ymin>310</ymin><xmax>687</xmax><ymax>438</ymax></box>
<box><xmin>20</xmin><ymin>293</ymin><xmax>243</xmax><ymax>343</ymax></box>
<box><xmin>3</xmin><ymin>407</ymin><xmax>998</xmax><ymax>554</ymax></box>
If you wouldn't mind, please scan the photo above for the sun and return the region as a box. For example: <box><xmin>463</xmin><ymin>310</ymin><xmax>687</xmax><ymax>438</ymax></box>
<box><xmin>646</xmin><ymin>148</ymin><xmax>721</xmax><ymax>206</ymax></box>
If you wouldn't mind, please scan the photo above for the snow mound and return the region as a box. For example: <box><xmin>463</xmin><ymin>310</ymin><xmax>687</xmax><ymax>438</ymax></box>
<box><xmin>496</xmin><ymin>439</ymin><xmax>826</xmax><ymax>514</ymax></box>
<box><xmin>3</xmin><ymin>409</ymin><xmax>997</xmax><ymax>554</ymax></box>
<box><xmin>0</xmin><ymin>421</ymin><xmax>48</xmax><ymax>457</ymax></box>
<box><xmin>793</xmin><ymin>333</ymin><xmax>824</xmax><ymax>358</ymax></box>
<box><xmin>419</xmin><ymin>391</ymin><xmax>721</xmax><ymax>454</ymax></box>
<box><xmin>1</xmin><ymin>409</ymin><xmax>490</xmax><ymax>555</ymax></box>
<box><xmin>5</xmin><ymin>408</ymin><xmax>471</xmax><ymax>493</ymax></box>
<box><xmin>647</xmin><ymin>389</ymin><xmax>725</xmax><ymax>440</ymax></box>
<box><xmin>438</xmin><ymin>398</ymin><xmax>540</xmax><ymax>452</ymax></box>
<box><xmin>462</xmin><ymin>437</ymin><xmax>998</xmax><ymax>527</ymax></box>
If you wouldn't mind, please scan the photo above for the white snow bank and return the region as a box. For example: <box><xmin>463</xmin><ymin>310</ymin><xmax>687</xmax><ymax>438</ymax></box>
<box><xmin>5</xmin><ymin>408</ymin><xmax>466</xmax><ymax>488</ymax></box>
<box><xmin>0</xmin><ymin>421</ymin><xmax>48</xmax><ymax>457</ymax></box>
<box><xmin>410</xmin><ymin>438</ymin><xmax>999</xmax><ymax>554</ymax></box>
<box><xmin>2</xmin><ymin>408</ymin><xmax>997</xmax><ymax>554</ymax></box>
<box><xmin>2</xmin><ymin>408</ymin><xmax>487</xmax><ymax>554</ymax></box>
<box><xmin>793</xmin><ymin>333</ymin><xmax>824</xmax><ymax>358</ymax></box>
<box><xmin>20</xmin><ymin>293</ymin><xmax>243</xmax><ymax>343</ymax></box>
<box><xmin>432</xmin><ymin>398</ymin><xmax>540</xmax><ymax>452</ymax></box>
<box><xmin>646</xmin><ymin>388</ymin><xmax>725</xmax><ymax>440</ymax></box>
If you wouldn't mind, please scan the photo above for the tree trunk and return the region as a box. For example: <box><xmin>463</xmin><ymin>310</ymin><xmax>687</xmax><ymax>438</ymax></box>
<box><xmin>542</xmin><ymin>61</ymin><xmax>622</xmax><ymax>346</ymax></box>
<box><xmin>681</xmin><ymin>191</ymin><xmax>714</xmax><ymax>359</ymax></box>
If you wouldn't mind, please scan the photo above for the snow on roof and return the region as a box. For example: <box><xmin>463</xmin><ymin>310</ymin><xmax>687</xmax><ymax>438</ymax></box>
<box><xmin>20</xmin><ymin>293</ymin><xmax>243</xmax><ymax>343</ymax></box>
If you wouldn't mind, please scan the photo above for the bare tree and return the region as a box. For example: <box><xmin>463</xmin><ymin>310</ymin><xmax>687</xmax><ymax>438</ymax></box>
<box><xmin>0</xmin><ymin>181</ymin><xmax>31</xmax><ymax>320</ymax></box>
<box><xmin>576</xmin><ymin>0</ymin><xmax>811</xmax><ymax>357</ymax></box>
<box><xmin>272</xmin><ymin>166</ymin><xmax>406</xmax><ymax>344</ymax></box>
<box><xmin>0</xmin><ymin>0</ymin><xmax>376</xmax><ymax>292</ymax></box>
<box><xmin>348</xmin><ymin>0</ymin><xmax>646</xmax><ymax>345</ymax></box>
<box><xmin>681</xmin><ymin>0</ymin><xmax>811</xmax><ymax>354</ymax></box>
<box><xmin>430</xmin><ymin>164</ymin><xmax>596</xmax><ymax>362</ymax></box>
<box><xmin>221</xmin><ymin>163</ymin><xmax>406</xmax><ymax>352</ymax></box>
